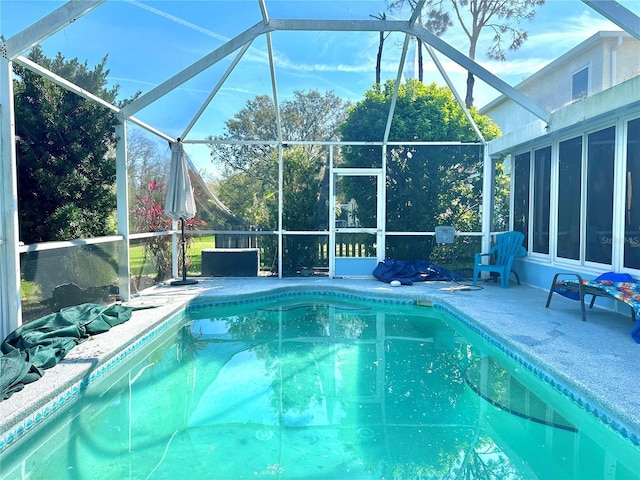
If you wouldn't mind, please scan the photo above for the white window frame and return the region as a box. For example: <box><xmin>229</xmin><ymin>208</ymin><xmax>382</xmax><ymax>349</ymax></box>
<box><xmin>571</xmin><ymin>65</ymin><xmax>590</xmax><ymax>102</ymax></box>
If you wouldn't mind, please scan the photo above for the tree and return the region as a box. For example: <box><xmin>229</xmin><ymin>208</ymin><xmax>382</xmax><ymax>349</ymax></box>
<box><xmin>131</xmin><ymin>180</ymin><xmax>201</xmax><ymax>283</ymax></box>
<box><xmin>370</xmin><ymin>12</ymin><xmax>391</xmax><ymax>84</ymax></box>
<box><xmin>210</xmin><ymin>90</ymin><xmax>349</xmax><ymax>273</ymax></box>
<box><xmin>210</xmin><ymin>90</ymin><xmax>350</xmax><ymax>230</ymax></box>
<box><xmin>14</xmin><ymin>46</ymin><xmax>126</xmax><ymax>243</ymax></box>
<box><xmin>388</xmin><ymin>0</ymin><xmax>544</xmax><ymax>107</ymax></box>
<box><xmin>127</xmin><ymin>130</ymin><xmax>168</xmax><ymax>199</ymax></box>
<box><xmin>340</xmin><ymin>79</ymin><xmax>501</xmax><ymax>260</ymax></box>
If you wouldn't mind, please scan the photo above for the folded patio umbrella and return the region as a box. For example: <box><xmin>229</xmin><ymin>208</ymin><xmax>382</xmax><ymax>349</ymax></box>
<box><xmin>165</xmin><ymin>139</ymin><xmax>198</xmax><ymax>286</ymax></box>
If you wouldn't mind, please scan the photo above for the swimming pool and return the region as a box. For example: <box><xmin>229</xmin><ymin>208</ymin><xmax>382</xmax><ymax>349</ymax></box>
<box><xmin>1</xmin><ymin>292</ymin><xmax>640</xmax><ymax>479</ymax></box>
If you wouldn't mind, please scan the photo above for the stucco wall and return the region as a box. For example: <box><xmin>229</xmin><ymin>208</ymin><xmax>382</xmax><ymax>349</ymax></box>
<box><xmin>482</xmin><ymin>33</ymin><xmax>639</xmax><ymax>138</ymax></box>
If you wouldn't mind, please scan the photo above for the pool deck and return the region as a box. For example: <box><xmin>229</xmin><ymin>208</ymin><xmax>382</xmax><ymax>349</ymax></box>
<box><xmin>2</xmin><ymin>276</ymin><xmax>640</xmax><ymax>451</ymax></box>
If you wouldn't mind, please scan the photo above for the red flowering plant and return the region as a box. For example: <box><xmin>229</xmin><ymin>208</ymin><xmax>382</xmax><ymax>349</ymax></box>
<box><xmin>132</xmin><ymin>180</ymin><xmax>202</xmax><ymax>282</ymax></box>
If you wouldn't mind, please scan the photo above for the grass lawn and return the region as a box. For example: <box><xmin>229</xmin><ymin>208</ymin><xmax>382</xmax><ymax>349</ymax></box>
<box><xmin>186</xmin><ymin>235</ymin><xmax>213</xmax><ymax>273</ymax></box>
<box><xmin>129</xmin><ymin>234</ymin><xmax>214</xmax><ymax>276</ymax></box>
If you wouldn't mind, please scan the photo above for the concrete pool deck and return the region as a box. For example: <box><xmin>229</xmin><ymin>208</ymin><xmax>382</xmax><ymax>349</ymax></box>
<box><xmin>2</xmin><ymin>276</ymin><xmax>640</xmax><ymax>452</ymax></box>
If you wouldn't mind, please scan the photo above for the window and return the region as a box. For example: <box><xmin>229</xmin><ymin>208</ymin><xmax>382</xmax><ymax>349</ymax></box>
<box><xmin>533</xmin><ymin>147</ymin><xmax>551</xmax><ymax>254</ymax></box>
<box><xmin>572</xmin><ymin>67</ymin><xmax>589</xmax><ymax>101</ymax></box>
<box><xmin>625</xmin><ymin>118</ymin><xmax>640</xmax><ymax>269</ymax></box>
<box><xmin>557</xmin><ymin>137</ymin><xmax>582</xmax><ymax>260</ymax></box>
<box><xmin>585</xmin><ymin>126</ymin><xmax>615</xmax><ymax>264</ymax></box>
<box><xmin>513</xmin><ymin>152</ymin><xmax>530</xmax><ymax>248</ymax></box>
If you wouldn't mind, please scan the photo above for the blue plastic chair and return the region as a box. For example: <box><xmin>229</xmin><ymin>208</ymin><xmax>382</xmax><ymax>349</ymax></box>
<box><xmin>472</xmin><ymin>231</ymin><xmax>527</xmax><ymax>288</ymax></box>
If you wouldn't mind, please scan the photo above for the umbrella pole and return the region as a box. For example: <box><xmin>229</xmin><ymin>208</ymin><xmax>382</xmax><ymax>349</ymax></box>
<box><xmin>171</xmin><ymin>218</ymin><xmax>198</xmax><ymax>286</ymax></box>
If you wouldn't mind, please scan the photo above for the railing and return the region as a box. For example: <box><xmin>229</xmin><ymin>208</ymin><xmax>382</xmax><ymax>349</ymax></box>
<box><xmin>17</xmin><ymin>229</ymin><xmax>488</xmax><ymax>324</ymax></box>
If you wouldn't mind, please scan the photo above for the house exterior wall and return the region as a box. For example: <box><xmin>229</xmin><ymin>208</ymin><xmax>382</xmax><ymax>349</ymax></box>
<box><xmin>610</xmin><ymin>37</ymin><xmax>640</xmax><ymax>85</ymax></box>
<box><xmin>486</xmin><ymin>76</ymin><xmax>640</xmax><ymax>308</ymax></box>
<box><xmin>482</xmin><ymin>32</ymin><xmax>639</xmax><ymax>139</ymax></box>
<box><xmin>483</xmin><ymin>32</ymin><xmax>640</xmax><ymax>316</ymax></box>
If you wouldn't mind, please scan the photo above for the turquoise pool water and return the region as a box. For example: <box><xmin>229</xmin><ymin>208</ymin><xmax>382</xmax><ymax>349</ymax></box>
<box><xmin>1</xmin><ymin>294</ymin><xmax>639</xmax><ymax>479</ymax></box>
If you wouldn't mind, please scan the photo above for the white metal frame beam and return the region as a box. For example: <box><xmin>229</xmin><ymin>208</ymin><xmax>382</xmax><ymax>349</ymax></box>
<box><xmin>424</xmin><ymin>44</ymin><xmax>486</xmax><ymax>143</ymax></box>
<box><xmin>581</xmin><ymin>0</ymin><xmax>640</xmax><ymax>40</ymax></box>
<box><xmin>181</xmin><ymin>42</ymin><xmax>252</xmax><ymax>140</ymax></box>
<box><xmin>16</xmin><ymin>55</ymin><xmax>120</xmax><ymax>113</ymax></box>
<box><xmin>3</xmin><ymin>1</ymin><xmax>106</xmax><ymax>59</ymax></box>
<box><xmin>383</xmin><ymin>34</ymin><xmax>411</xmax><ymax>144</ymax></box>
<box><xmin>382</xmin><ymin>0</ymin><xmax>426</xmax><ymax>144</ymax></box>
<box><xmin>120</xmin><ymin>17</ymin><xmax>549</xmax><ymax>128</ymax></box>
<box><xmin>259</xmin><ymin>0</ymin><xmax>285</xmax><ymax>278</ymax></box>
<box><xmin>1</xmin><ymin>1</ymin><xmax>106</xmax><ymax>337</ymax></box>
<box><xmin>115</xmin><ymin>122</ymin><xmax>131</xmax><ymax>301</ymax></box>
<box><xmin>0</xmin><ymin>58</ymin><xmax>22</xmax><ymax>336</ymax></box>
<box><xmin>278</xmin><ymin>19</ymin><xmax>550</xmax><ymax>122</ymax></box>
<box><xmin>270</xmin><ymin>19</ymin><xmax>550</xmax><ymax>122</ymax></box>
<box><xmin>14</xmin><ymin>55</ymin><xmax>173</xmax><ymax>142</ymax></box>
<box><xmin>121</xmin><ymin>21</ymin><xmax>271</xmax><ymax>117</ymax></box>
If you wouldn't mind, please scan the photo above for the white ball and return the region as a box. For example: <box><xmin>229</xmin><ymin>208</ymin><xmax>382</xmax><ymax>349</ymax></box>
<box><xmin>390</xmin><ymin>280</ymin><xmax>401</xmax><ymax>287</ymax></box>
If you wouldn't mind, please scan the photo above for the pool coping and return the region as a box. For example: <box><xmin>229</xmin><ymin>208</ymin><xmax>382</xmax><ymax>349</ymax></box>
<box><xmin>0</xmin><ymin>298</ymin><xmax>189</xmax><ymax>455</ymax></box>
<box><xmin>2</xmin><ymin>278</ymin><xmax>640</xmax><ymax>457</ymax></box>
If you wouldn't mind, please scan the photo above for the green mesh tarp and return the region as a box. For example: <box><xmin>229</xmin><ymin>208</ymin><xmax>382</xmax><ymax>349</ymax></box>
<box><xmin>0</xmin><ymin>303</ymin><xmax>133</xmax><ymax>400</ymax></box>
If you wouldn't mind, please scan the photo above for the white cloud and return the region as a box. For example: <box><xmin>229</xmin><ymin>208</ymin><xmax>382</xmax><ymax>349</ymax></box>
<box><xmin>523</xmin><ymin>11</ymin><xmax>620</xmax><ymax>54</ymax></box>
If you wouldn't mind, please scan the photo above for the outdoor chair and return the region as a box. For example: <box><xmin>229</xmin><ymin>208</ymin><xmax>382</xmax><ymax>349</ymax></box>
<box><xmin>546</xmin><ymin>272</ymin><xmax>639</xmax><ymax>322</ymax></box>
<box><xmin>472</xmin><ymin>231</ymin><xmax>527</xmax><ymax>288</ymax></box>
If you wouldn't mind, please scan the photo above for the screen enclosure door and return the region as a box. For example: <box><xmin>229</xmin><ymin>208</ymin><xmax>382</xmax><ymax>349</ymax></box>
<box><xmin>330</xmin><ymin>169</ymin><xmax>384</xmax><ymax>277</ymax></box>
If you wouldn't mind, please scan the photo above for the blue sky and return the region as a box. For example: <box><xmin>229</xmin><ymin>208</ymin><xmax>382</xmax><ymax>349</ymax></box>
<box><xmin>1</xmin><ymin>0</ymin><xmax>637</xmax><ymax>169</ymax></box>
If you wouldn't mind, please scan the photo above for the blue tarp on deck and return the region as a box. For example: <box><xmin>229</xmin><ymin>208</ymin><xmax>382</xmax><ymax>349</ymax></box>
<box><xmin>373</xmin><ymin>259</ymin><xmax>461</xmax><ymax>285</ymax></box>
